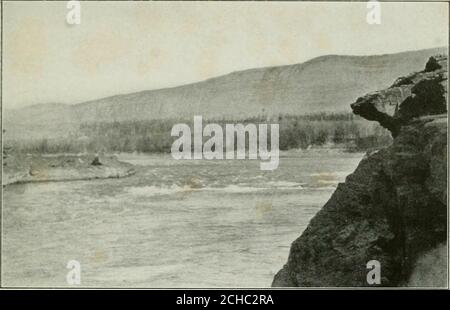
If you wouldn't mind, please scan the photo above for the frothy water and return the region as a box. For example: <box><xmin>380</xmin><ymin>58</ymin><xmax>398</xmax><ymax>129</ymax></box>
<box><xmin>2</xmin><ymin>150</ymin><xmax>364</xmax><ymax>287</ymax></box>
<box><xmin>126</xmin><ymin>181</ymin><xmax>305</xmax><ymax>197</ymax></box>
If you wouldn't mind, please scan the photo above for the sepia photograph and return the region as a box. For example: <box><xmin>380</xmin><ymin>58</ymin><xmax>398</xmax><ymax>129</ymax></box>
<box><xmin>0</xmin><ymin>0</ymin><xmax>448</xmax><ymax>291</ymax></box>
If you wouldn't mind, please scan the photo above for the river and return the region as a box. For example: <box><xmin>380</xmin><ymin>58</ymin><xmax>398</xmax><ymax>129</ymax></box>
<box><xmin>2</xmin><ymin>150</ymin><xmax>364</xmax><ymax>287</ymax></box>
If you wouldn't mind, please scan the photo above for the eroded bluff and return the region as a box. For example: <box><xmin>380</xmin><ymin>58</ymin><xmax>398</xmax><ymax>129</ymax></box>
<box><xmin>272</xmin><ymin>55</ymin><xmax>448</xmax><ymax>287</ymax></box>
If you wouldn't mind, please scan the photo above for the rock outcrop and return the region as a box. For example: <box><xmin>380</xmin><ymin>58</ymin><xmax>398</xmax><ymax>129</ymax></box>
<box><xmin>273</xmin><ymin>56</ymin><xmax>448</xmax><ymax>287</ymax></box>
<box><xmin>351</xmin><ymin>55</ymin><xmax>447</xmax><ymax>137</ymax></box>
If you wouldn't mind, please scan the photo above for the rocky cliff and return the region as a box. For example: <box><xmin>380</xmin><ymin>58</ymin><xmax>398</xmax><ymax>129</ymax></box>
<box><xmin>272</xmin><ymin>55</ymin><xmax>448</xmax><ymax>287</ymax></box>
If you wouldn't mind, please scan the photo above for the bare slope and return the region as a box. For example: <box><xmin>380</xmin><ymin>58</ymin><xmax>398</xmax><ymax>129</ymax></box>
<box><xmin>5</xmin><ymin>47</ymin><xmax>446</xmax><ymax>140</ymax></box>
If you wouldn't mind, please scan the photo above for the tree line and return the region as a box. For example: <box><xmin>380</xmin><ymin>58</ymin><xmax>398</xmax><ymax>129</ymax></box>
<box><xmin>5</xmin><ymin>113</ymin><xmax>392</xmax><ymax>154</ymax></box>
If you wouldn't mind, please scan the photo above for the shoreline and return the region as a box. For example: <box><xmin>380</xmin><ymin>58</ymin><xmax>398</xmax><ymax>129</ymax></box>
<box><xmin>2</xmin><ymin>154</ymin><xmax>136</xmax><ymax>186</ymax></box>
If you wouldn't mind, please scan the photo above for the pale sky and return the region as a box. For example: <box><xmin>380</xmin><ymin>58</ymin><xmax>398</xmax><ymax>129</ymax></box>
<box><xmin>2</xmin><ymin>1</ymin><xmax>448</xmax><ymax>109</ymax></box>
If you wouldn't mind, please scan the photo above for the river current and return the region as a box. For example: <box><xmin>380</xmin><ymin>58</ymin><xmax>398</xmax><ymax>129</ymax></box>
<box><xmin>2</xmin><ymin>150</ymin><xmax>363</xmax><ymax>287</ymax></box>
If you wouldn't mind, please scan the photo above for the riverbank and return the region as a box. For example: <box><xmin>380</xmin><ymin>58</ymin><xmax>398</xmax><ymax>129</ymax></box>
<box><xmin>2</xmin><ymin>154</ymin><xmax>136</xmax><ymax>186</ymax></box>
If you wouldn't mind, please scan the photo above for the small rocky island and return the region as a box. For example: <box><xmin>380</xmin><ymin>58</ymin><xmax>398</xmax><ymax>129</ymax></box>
<box><xmin>3</xmin><ymin>154</ymin><xmax>135</xmax><ymax>185</ymax></box>
<box><xmin>273</xmin><ymin>55</ymin><xmax>447</xmax><ymax>287</ymax></box>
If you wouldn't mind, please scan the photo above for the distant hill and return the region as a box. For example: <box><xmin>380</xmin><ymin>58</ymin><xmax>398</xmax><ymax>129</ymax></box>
<box><xmin>5</xmin><ymin>47</ymin><xmax>446</xmax><ymax>140</ymax></box>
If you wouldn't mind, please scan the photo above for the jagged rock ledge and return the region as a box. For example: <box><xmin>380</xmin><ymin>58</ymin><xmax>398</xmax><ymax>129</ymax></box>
<box><xmin>351</xmin><ymin>55</ymin><xmax>447</xmax><ymax>136</ymax></box>
<box><xmin>3</xmin><ymin>155</ymin><xmax>136</xmax><ymax>186</ymax></box>
<box><xmin>273</xmin><ymin>55</ymin><xmax>448</xmax><ymax>287</ymax></box>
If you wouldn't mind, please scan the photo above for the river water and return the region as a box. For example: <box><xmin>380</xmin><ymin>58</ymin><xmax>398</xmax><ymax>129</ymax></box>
<box><xmin>2</xmin><ymin>150</ymin><xmax>363</xmax><ymax>287</ymax></box>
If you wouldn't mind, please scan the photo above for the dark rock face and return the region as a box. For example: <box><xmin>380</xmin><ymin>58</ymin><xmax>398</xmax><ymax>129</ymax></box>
<box><xmin>273</xmin><ymin>56</ymin><xmax>447</xmax><ymax>287</ymax></box>
<box><xmin>350</xmin><ymin>55</ymin><xmax>447</xmax><ymax>137</ymax></box>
